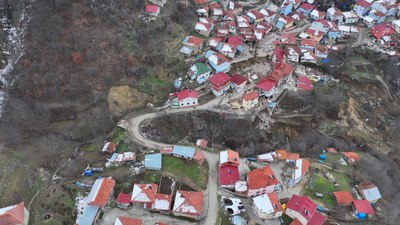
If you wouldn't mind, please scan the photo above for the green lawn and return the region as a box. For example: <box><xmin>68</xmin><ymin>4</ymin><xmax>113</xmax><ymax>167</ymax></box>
<box><xmin>305</xmin><ymin>171</ymin><xmax>352</xmax><ymax>208</ymax></box>
<box><xmin>162</xmin><ymin>156</ymin><xmax>208</xmax><ymax>190</ymax></box>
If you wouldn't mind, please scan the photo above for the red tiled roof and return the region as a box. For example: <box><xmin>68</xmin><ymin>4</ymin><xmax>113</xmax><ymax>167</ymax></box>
<box><xmin>268</xmin><ymin>63</ymin><xmax>294</xmax><ymax>82</ymax></box>
<box><xmin>133</xmin><ymin>184</ymin><xmax>158</xmax><ymax>203</ymax></box>
<box><xmin>187</xmin><ymin>36</ymin><xmax>204</xmax><ymax>45</ymax></box>
<box><xmin>243</xmin><ymin>91</ymin><xmax>259</xmax><ymax>101</ymax></box>
<box><xmin>356</xmin><ymin>0</ymin><xmax>372</xmax><ymax>8</ymax></box>
<box><xmin>209</xmin><ymin>72</ymin><xmax>231</xmax><ymax>87</ymax></box>
<box><xmin>333</xmin><ymin>191</ymin><xmax>354</xmax><ymax>205</ymax></box>
<box><xmin>174</xmin><ymin>191</ymin><xmax>203</xmax><ymax>215</ymax></box>
<box><xmin>352</xmin><ymin>199</ymin><xmax>375</xmax><ymax>214</ymax></box>
<box><xmin>227</xmin><ymin>36</ymin><xmax>243</xmax><ymax>45</ymax></box>
<box><xmin>275</xmin><ymin>149</ymin><xmax>287</xmax><ymax>160</ymax></box>
<box><xmin>267</xmin><ymin>193</ymin><xmax>283</xmax><ymax>213</ymax></box>
<box><xmin>290</xmin><ymin>218</ymin><xmax>302</xmax><ymax>225</ymax></box>
<box><xmin>286</xmin><ymin>45</ymin><xmax>301</xmax><ymax>55</ymax></box>
<box><xmin>106</xmin><ymin>142</ymin><xmax>116</xmax><ymax>154</ymax></box>
<box><xmin>301</xmin><ymin>38</ymin><xmax>316</xmax><ymax>47</ymax></box>
<box><xmin>314</xmin><ymin>19</ymin><xmax>330</xmax><ymax>28</ymax></box>
<box><xmin>177</xmin><ymin>89</ymin><xmax>198</xmax><ymax>101</ymax></box>
<box><xmin>287</xmin><ymin>152</ymin><xmax>300</xmax><ymax>160</ymax></box>
<box><xmin>301</xmin><ymin>159</ymin><xmax>310</xmax><ymax>176</ymax></box>
<box><xmin>117</xmin><ymin>216</ymin><xmax>143</xmax><ymax>225</ymax></box>
<box><xmin>308</xmin><ymin>211</ymin><xmax>327</xmax><ymax>225</ymax></box>
<box><xmin>299</xmin><ymin>2</ymin><xmax>314</xmax><ymax>10</ymax></box>
<box><xmin>230</xmin><ymin>73</ymin><xmax>247</xmax><ymax>86</ymax></box>
<box><xmin>154</xmin><ymin>223</ymin><xmax>167</xmax><ymax>225</ymax></box>
<box><xmin>327</xmin><ymin>148</ymin><xmax>337</xmax><ymax>153</ymax></box>
<box><xmin>154</xmin><ymin>193</ymin><xmax>172</xmax><ymax>209</ymax></box>
<box><xmin>194</xmin><ymin>0</ymin><xmax>208</xmax><ymax>5</ymax></box>
<box><xmin>371</xmin><ymin>23</ymin><xmax>395</xmax><ymax>40</ymax></box>
<box><xmin>256</xmin><ymin>79</ymin><xmax>276</xmax><ymax>91</ymax></box>
<box><xmin>247</xmin><ymin>166</ymin><xmax>279</xmax><ymax>190</ymax></box>
<box><xmin>89</xmin><ymin>178</ymin><xmax>115</xmax><ymax>208</ymax></box>
<box><xmin>342</xmin><ymin>152</ymin><xmax>361</xmax><ymax>164</ymax></box>
<box><xmin>298</xmin><ymin>76</ymin><xmax>314</xmax><ymax>91</ymax></box>
<box><xmin>218</xmin><ymin>165</ymin><xmax>240</xmax><ymax>186</ymax></box>
<box><xmin>0</xmin><ymin>202</ymin><xmax>25</xmax><ymax>225</ymax></box>
<box><xmin>145</xmin><ymin>4</ymin><xmax>160</xmax><ymax>13</ymax></box>
<box><xmin>280</xmin><ymin>32</ymin><xmax>297</xmax><ymax>45</ymax></box>
<box><xmin>287</xmin><ymin>195</ymin><xmax>319</xmax><ymax>223</ymax></box>
<box><xmin>117</xmin><ymin>192</ymin><xmax>132</xmax><ymax>205</ymax></box>
<box><xmin>193</xmin><ymin>149</ymin><xmax>205</xmax><ymax>165</ymax></box>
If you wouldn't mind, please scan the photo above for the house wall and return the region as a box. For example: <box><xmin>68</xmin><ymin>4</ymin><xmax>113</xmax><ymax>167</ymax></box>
<box><xmin>265</xmin><ymin>15</ymin><xmax>275</xmax><ymax>23</ymax></box>
<box><xmin>275</xmin><ymin>21</ymin><xmax>285</xmax><ymax>30</ymax></box>
<box><xmin>280</xmin><ymin>3</ymin><xmax>293</xmax><ymax>16</ymax></box>
<box><xmin>209</xmin><ymin>61</ymin><xmax>231</xmax><ymax>73</ymax></box>
<box><xmin>211</xmin><ymin>83</ymin><xmax>230</xmax><ymax>96</ymax></box>
<box><xmin>243</xmin><ymin>98</ymin><xmax>258</xmax><ymax>110</ymax></box>
<box><xmin>231</xmin><ymin>82</ymin><xmax>247</xmax><ymax>91</ymax></box>
<box><xmin>287</xmin><ymin>54</ymin><xmax>299</xmax><ymax>62</ymax></box>
<box><xmin>371</xmin><ymin>3</ymin><xmax>388</xmax><ymax>14</ymax></box>
<box><xmin>354</xmin><ymin>6</ymin><xmax>369</xmax><ymax>16</ymax></box>
<box><xmin>285</xmin><ymin>208</ymin><xmax>308</xmax><ymax>225</ymax></box>
<box><xmin>173</xmin><ymin>212</ymin><xmax>200</xmax><ymax>220</ymax></box>
<box><xmin>253</xmin><ymin>204</ymin><xmax>283</xmax><ymax>219</ymax></box>
<box><xmin>196</xmin><ymin>71</ymin><xmax>211</xmax><ymax>84</ymax></box>
<box><xmin>344</xmin><ymin>17</ymin><xmax>359</xmax><ymax>24</ymax></box>
<box><xmin>328</xmin><ymin>30</ymin><xmax>339</xmax><ymax>39</ymax></box>
<box><xmin>261</xmin><ymin>88</ymin><xmax>275</xmax><ymax>98</ymax></box>
<box><xmin>248</xmin><ymin>185</ymin><xmax>276</xmax><ymax>197</ymax></box>
<box><xmin>23</xmin><ymin>208</ymin><xmax>30</xmax><ymax>225</ymax></box>
<box><xmin>311</xmin><ymin>22</ymin><xmax>329</xmax><ymax>33</ymax></box>
<box><xmin>179</xmin><ymin>97</ymin><xmax>198</xmax><ymax>108</ymax></box>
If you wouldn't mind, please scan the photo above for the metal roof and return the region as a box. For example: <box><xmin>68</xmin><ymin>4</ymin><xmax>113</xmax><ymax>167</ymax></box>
<box><xmin>144</xmin><ymin>153</ymin><xmax>162</xmax><ymax>170</ymax></box>
<box><xmin>172</xmin><ymin>146</ymin><xmax>196</xmax><ymax>158</ymax></box>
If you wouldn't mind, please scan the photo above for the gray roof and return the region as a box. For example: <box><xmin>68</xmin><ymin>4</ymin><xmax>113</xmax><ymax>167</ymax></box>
<box><xmin>172</xmin><ymin>146</ymin><xmax>196</xmax><ymax>158</ymax></box>
<box><xmin>144</xmin><ymin>153</ymin><xmax>162</xmax><ymax>170</ymax></box>
<box><xmin>361</xmin><ymin>186</ymin><xmax>382</xmax><ymax>202</ymax></box>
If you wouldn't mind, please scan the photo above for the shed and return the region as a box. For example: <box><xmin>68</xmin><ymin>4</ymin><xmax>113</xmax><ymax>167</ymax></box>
<box><xmin>144</xmin><ymin>154</ymin><xmax>162</xmax><ymax>170</ymax></box>
<box><xmin>172</xmin><ymin>146</ymin><xmax>196</xmax><ymax>159</ymax></box>
<box><xmin>333</xmin><ymin>191</ymin><xmax>353</xmax><ymax>205</ymax></box>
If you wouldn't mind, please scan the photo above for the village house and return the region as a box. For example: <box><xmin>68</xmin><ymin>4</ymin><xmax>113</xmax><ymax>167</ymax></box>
<box><xmin>148</xmin><ymin>0</ymin><xmax>166</xmax><ymax>7</ymax></box>
<box><xmin>309</xmin><ymin>9</ymin><xmax>325</xmax><ymax>20</ymax></box>
<box><xmin>338</xmin><ymin>25</ymin><xmax>360</xmax><ymax>37</ymax></box>
<box><xmin>259</xmin><ymin>8</ymin><xmax>276</xmax><ymax>24</ymax></box>
<box><xmin>315</xmin><ymin>45</ymin><xmax>329</xmax><ymax>58</ymax></box>
<box><xmin>392</xmin><ymin>19</ymin><xmax>400</xmax><ymax>33</ymax></box>
<box><xmin>116</xmin><ymin>192</ymin><xmax>131</xmax><ymax>209</ymax></box>
<box><xmin>172</xmin><ymin>191</ymin><xmax>203</xmax><ymax>220</ymax></box>
<box><xmin>227</xmin><ymin>20</ymin><xmax>238</xmax><ymax>34</ymax></box>
<box><xmin>280</xmin><ymin>32</ymin><xmax>297</xmax><ymax>45</ymax></box>
<box><xmin>352</xmin><ymin>200</ymin><xmax>375</xmax><ymax>219</ymax></box>
<box><xmin>229</xmin><ymin>1</ymin><xmax>243</xmax><ymax>15</ymax></box>
<box><xmin>170</xmin><ymin>89</ymin><xmax>199</xmax><ymax>108</ymax></box>
<box><xmin>286</xmin><ymin>152</ymin><xmax>300</xmax><ymax>164</ymax></box>
<box><xmin>209</xmin><ymin>72</ymin><xmax>232</xmax><ymax>96</ymax></box>
<box><xmin>275</xmin><ymin>149</ymin><xmax>288</xmax><ymax>161</ymax></box>
<box><xmin>326</xmin><ymin>6</ymin><xmax>344</xmax><ymax>23</ymax></box>
<box><xmin>0</xmin><ymin>202</ymin><xmax>29</xmax><ymax>225</ymax></box>
<box><xmin>371</xmin><ymin>0</ymin><xmax>398</xmax><ymax>17</ymax></box>
<box><xmin>235</xmin><ymin>181</ymin><xmax>248</xmax><ymax>194</ymax></box>
<box><xmin>107</xmin><ymin>152</ymin><xmax>136</xmax><ymax>167</ymax></box>
<box><xmin>247</xmin><ymin>10</ymin><xmax>264</xmax><ymax>24</ymax></box>
<box><xmin>300</xmin><ymin>38</ymin><xmax>316</xmax><ymax>51</ymax></box>
<box><xmin>341</xmin><ymin>152</ymin><xmax>361</xmax><ymax>165</ymax></box>
<box><xmin>196</xmin><ymin>138</ymin><xmax>208</xmax><ymax>149</ymax></box>
<box><xmin>101</xmin><ymin>141</ymin><xmax>116</xmax><ymax>154</ymax></box>
<box><xmin>370</xmin><ymin>23</ymin><xmax>395</xmax><ymax>42</ymax></box>
<box><xmin>196</xmin><ymin>6</ymin><xmax>209</xmax><ymax>17</ymax></box>
<box><xmin>286</xmin><ymin>195</ymin><xmax>327</xmax><ymax>225</ymax></box>
<box><xmin>181</xmin><ymin>36</ymin><xmax>204</xmax><ymax>55</ymax></box>
<box><xmin>332</xmin><ymin>191</ymin><xmax>354</xmax><ymax>206</ymax></box>
<box><xmin>219</xmin><ymin>149</ymin><xmax>240</xmax><ymax>167</ymax></box>
<box><xmin>238</xmin><ymin>27</ymin><xmax>256</xmax><ymax>42</ymax></box>
<box><xmin>257</xmin><ymin>151</ymin><xmax>278</xmax><ymax>163</ymax></box>
<box><xmin>242</xmin><ymin>91</ymin><xmax>259</xmax><ymax>110</ymax></box>
<box><xmin>247</xmin><ymin>166</ymin><xmax>281</xmax><ymax>197</ymax></box>
<box><xmin>252</xmin><ymin>193</ymin><xmax>283</xmax><ymax>219</ymax></box>
<box><xmin>237</xmin><ymin>15</ymin><xmax>251</xmax><ymax>28</ymax></box>
<box><xmin>356</xmin><ymin>182</ymin><xmax>382</xmax><ymax>203</ymax></box>
<box><xmin>210</xmin><ymin>3</ymin><xmax>224</xmax><ymax>19</ymax></box>
<box><xmin>311</xmin><ymin>19</ymin><xmax>335</xmax><ymax>34</ymax></box>
<box><xmin>290</xmin><ymin>0</ymin><xmax>302</xmax><ymax>8</ymax></box>
<box><xmin>368</xmin><ymin>9</ymin><xmax>387</xmax><ymax>23</ymax></box>
<box><xmin>297</xmin><ymin>3</ymin><xmax>315</xmax><ymax>16</ymax></box>
<box><xmin>354</xmin><ymin>0</ymin><xmax>374</xmax><ymax>16</ymax></box>
<box><xmin>145</xmin><ymin>4</ymin><xmax>160</xmax><ymax>17</ymax></box>
<box><xmin>272</xmin><ymin>45</ymin><xmax>285</xmax><ymax>66</ymax></box>
<box><xmin>114</xmin><ymin>216</ymin><xmax>142</xmax><ymax>225</ymax></box>
<box><xmin>267</xmin><ymin>62</ymin><xmax>294</xmax><ymax>87</ymax></box>
<box><xmin>187</xmin><ymin>62</ymin><xmax>212</xmax><ymax>84</ymax></box>
<box><xmin>152</xmin><ymin>194</ymin><xmax>172</xmax><ymax>213</ymax></box>
<box><xmin>343</xmin><ymin>11</ymin><xmax>359</xmax><ymax>24</ymax></box>
<box><xmin>276</xmin><ymin>16</ymin><xmax>294</xmax><ymax>30</ymax></box>
<box><xmin>254</xmin><ymin>28</ymin><xmax>266</xmax><ymax>40</ymax></box>
<box><xmin>193</xmin><ymin>149</ymin><xmax>205</xmax><ymax>165</ymax></box>
<box><xmin>219</xmin><ymin>43</ymin><xmax>243</xmax><ymax>59</ymax></box>
<box><xmin>280</xmin><ymin>2</ymin><xmax>294</xmax><ymax>16</ymax></box>
<box><xmin>195</xmin><ymin>21</ymin><xmax>213</xmax><ymax>36</ymax></box>
<box><xmin>131</xmin><ymin>183</ymin><xmax>158</xmax><ymax>209</ymax></box>
<box><xmin>223</xmin><ymin>11</ymin><xmax>236</xmax><ymax>21</ymax></box>
<box><xmin>303</xmin><ymin>28</ymin><xmax>325</xmax><ymax>42</ymax></box>
<box><xmin>172</xmin><ymin>145</ymin><xmax>196</xmax><ymax>159</ymax></box>
<box><xmin>256</xmin><ymin>79</ymin><xmax>277</xmax><ymax>98</ymax></box>
<box><xmin>218</xmin><ymin>164</ymin><xmax>240</xmax><ymax>189</ymax></box>
<box><xmin>205</xmin><ymin>50</ymin><xmax>231</xmax><ymax>72</ymax></box>
<box><xmin>289</xmin><ymin>158</ymin><xmax>310</xmax><ymax>186</ymax></box>
<box><xmin>291</xmin><ymin>12</ymin><xmax>306</xmax><ymax>24</ymax></box>
<box><xmin>208</xmin><ymin>37</ymin><xmax>223</xmax><ymax>50</ymax></box>
<box><xmin>144</xmin><ymin>153</ymin><xmax>162</xmax><ymax>170</ymax></box>
<box><xmin>297</xmin><ymin>75</ymin><xmax>314</xmax><ymax>92</ymax></box>
<box><xmin>230</xmin><ymin>73</ymin><xmax>247</xmax><ymax>92</ymax></box>
<box><xmin>77</xmin><ymin>177</ymin><xmax>115</xmax><ymax>225</ymax></box>
<box><xmin>193</xmin><ymin>0</ymin><xmax>208</xmax><ymax>8</ymax></box>
<box><xmin>301</xmin><ymin>49</ymin><xmax>318</xmax><ymax>64</ymax></box>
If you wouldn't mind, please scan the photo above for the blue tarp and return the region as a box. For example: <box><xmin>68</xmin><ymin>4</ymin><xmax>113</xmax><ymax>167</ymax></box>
<box><xmin>77</xmin><ymin>205</ymin><xmax>100</xmax><ymax>225</ymax></box>
<box><xmin>172</xmin><ymin>146</ymin><xmax>196</xmax><ymax>158</ymax></box>
<box><xmin>319</xmin><ymin>154</ymin><xmax>327</xmax><ymax>160</ymax></box>
<box><xmin>144</xmin><ymin>153</ymin><xmax>162</xmax><ymax>170</ymax></box>
<box><xmin>356</xmin><ymin>213</ymin><xmax>367</xmax><ymax>220</ymax></box>
<box><xmin>174</xmin><ymin>79</ymin><xmax>182</xmax><ymax>89</ymax></box>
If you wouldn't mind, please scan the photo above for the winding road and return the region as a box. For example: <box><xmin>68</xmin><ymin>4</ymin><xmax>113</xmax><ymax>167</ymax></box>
<box><xmin>126</xmin><ymin>96</ymin><xmax>233</xmax><ymax>225</ymax></box>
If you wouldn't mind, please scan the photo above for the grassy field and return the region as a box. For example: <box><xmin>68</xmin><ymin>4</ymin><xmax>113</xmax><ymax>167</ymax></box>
<box><xmin>215</xmin><ymin>206</ymin><xmax>232</xmax><ymax>225</ymax></box>
<box><xmin>305</xmin><ymin>171</ymin><xmax>352</xmax><ymax>208</ymax></box>
<box><xmin>162</xmin><ymin>156</ymin><xmax>208</xmax><ymax>190</ymax></box>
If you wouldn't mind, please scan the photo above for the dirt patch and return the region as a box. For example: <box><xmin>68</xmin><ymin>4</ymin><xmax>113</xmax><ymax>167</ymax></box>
<box><xmin>107</xmin><ymin>85</ymin><xmax>151</xmax><ymax>115</ymax></box>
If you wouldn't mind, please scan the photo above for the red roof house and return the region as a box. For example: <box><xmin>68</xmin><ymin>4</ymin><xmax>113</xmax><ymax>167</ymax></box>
<box><xmin>286</xmin><ymin>195</ymin><xmax>327</xmax><ymax>225</ymax></box>
<box><xmin>230</xmin><ymin>73</ymin><xmax>247</xmax><ymax>91</ymax></box>
<box><xmin>272</xmin><ymin>45</ymin><xmax>285</xmax><ymax>66</ymax></box>
<box><xmin>352</xmin><ymin>199</ymin><xmax>375</xmax><ymax>215</ymax></box>
<box><xmin>172</xmin><ymin>191</ymin><xmax>203</xmax><ymax>219</ymax></box>
<box><xmin>196</xmin><ymin>139</ymin><xmax>208</xmax><ymax>149</ymax></box>
<box><xmin>256</xmin><ymin>79</ymin><xmax>276</xmax><ymax>97</ymax></box>
<box><xmin>370</xmin><ymin>23</ymin><xmax>395</xmax><ymax>40</ymax></box>
<box><xmin>152</xmin><ymin>194</ymin><xmax>172</xmax><ymax>212</ymax></box>
<box><xmin>219</xmin><ymin>149</ymin><xmax>240</xmax><ymax>166</ymax></box>
<box><xmin>114</xmin><ymin>216</ymin><xmax>142</xmax><ymax>225</ymax></box>
<box><xmin>342</xmin><ymin>152</ymin><xmax>361</xmax><ymax>165</ymax></box>
<box><xmin>87</xmin><ymin>177</ymin><xmax>116</xmax><ymax>208</ymax></box>
<box><xmin>131</xmin><ymin>184</ymin><xmax>158</xmax><ymax>208</ymax></box>
<box><xmin>193</xmin><ymin>149</ymin><xmax>205</xmax><ymax>165</ymax></box>
<box><xmin>298</xmin><ymin>76</ymin><xmax>314</xmax><ymax>92</ymax></box>
<box><xmin>218</xmin><ymin>165</ymin><xmax>240</xmax><ymax>189</ymax></box>
<box><xmin>101</xmin><ymin>142</ymin><xmax>116</xmax><ymax>154</ymax></box>
<box><xmin>267</xmin><ymin>63</ymin><xmax>294</xmax><ymax>86</ymax></box>
<box><xmin>145</xmin><ymin>4</ymin><xmax>160</xmax><ymax>16</ymax></box>
<box><xmin>333</xmin><ymin>191</ymin><xmax>354</xmax><ymax>205</ymax></box>
<box><xmin>209</xmin><ymin>72</ymin><xmax>231</xmax><ymax>96</ymax></box>
<box><xmin>175</xmin><ymin>89</ymin><xmax>199</xmax><ymax>108</ymax></box>
<box><xmin>247</xmin><ymin>166</ymin><xmax>280</xmax><ymax>197</ymax></box>
<box><xmin>0</xmin><ymin>202</ymin><xmax>28</xmax><ymax>225</ymax></box>
<box><xmin>116</xmin><ymin>192</ymin><xmax>132</xmax><ymax>209</ymax></box>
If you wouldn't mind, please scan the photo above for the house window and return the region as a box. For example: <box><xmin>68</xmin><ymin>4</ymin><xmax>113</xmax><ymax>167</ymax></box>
<box><xmin>187</xmin><ymin>102</ymin><xmax>190</xmax><ymax>105</ymax></box>
<box><xmin>193</xmin><ymin>102</ymin><xmax>196</xmax><ymax>105</ymax></box>
<box><xmin>304</xmin><ymin>209</ymin><xmax>309</xmax><ymax>216</ymax></box>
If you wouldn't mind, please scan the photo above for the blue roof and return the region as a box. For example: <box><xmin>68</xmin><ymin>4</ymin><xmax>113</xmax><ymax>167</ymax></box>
<box><xmin>110</xmin><ymin>153</ymin><xmax>118</xmax><ymax>161</ymax></box>
<box><xmin>205</xmin><ymin>50</ymin><xmax>216</xmax><ymax>59</ymax></box>
<box><xmin>144</xmin><ymin>153</ymin><xmax>162</xmax><ymax>170</ymax></box>
<box><xmin>77</xmin><ymin>205</ymin><xmax>99</xmax><ymax>225</ymax></box>
<box><xmin>180</xmin><ymin>46</ymin><xmax>193</xmax><ymax>55</ymax></box>
<box><xmin>232</xmin><ymin>215</ymin><xmax>245</xmax><ymax>225</ymax></box>
<box><xmin>172</xmin><ymin>146</ymin><xmax>196</xmax><ymax>158</ymax></box>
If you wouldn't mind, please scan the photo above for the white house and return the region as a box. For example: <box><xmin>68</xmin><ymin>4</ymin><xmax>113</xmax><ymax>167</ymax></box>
<box><xmin>392</xmin><ymin>19</ymin><xmax>400</xmax><ymax>33</ymax></box>
<box><xmin>247</xmin><ymin>166</ymin><xmax>281</xmax><ymax>197</ymax></box>
<box><xmin>289</xmin><ymin>159</ymin><xmax>310</xmax><ymax>187</ymax></box>
<box><xmin>285</xmin><ymin>45</ymin><xmax>301</xmax><ymax>63</ymax></box>
<box><xmin>252</xmin><ymin>193</ymin><xmax>283</xmax><ymax>219</ymax></box>
<box><xmin>354</xmin><ymin>0</ymin><xmax>374</xmax><ymax>16</ymax></box>
<box><xmin>194</xmin><ymin>22</ymin><xmax>213</xmax><ymax>36</ymax></box>
<box><xmin>310</xmin><ymin>9</ymin><xmax>325</xmax><ymax>20</ymax></box>
<box><xmin>187</xmin><ymin>62</ymin><xmax>212</xmax><ymax>84</ymax></box>
<box><xmin>311</xmin><ymin>19</ymin><xmax>334</xmax><ymax>33</ymax></box>
<box><xmin>259</xmin><ymin>8</ymin><xmax>276</xmax><ymax>23</ymax></box>
<box><xmin>343</xmin><ymin>11</ymin><xmax>359</xmax><ymax>23</ymax></box>
<box><xmin>326</xmin><ymin>7</ymin><xmax>344</xmax><ymax>23</ymax></box>
<box><xmin>176</xmin><ymin>89</ymin><xmax>198</xmax><ymax>108</ymax></box>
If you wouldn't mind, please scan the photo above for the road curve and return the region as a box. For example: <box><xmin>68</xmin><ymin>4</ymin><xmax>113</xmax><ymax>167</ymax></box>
<box><xmin>127</xmin><ymin>100</ymin><xmax>222</xmax><ymax>225</ymax></box>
